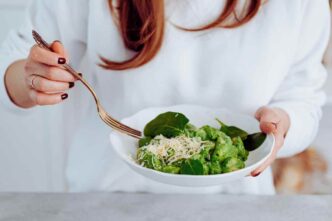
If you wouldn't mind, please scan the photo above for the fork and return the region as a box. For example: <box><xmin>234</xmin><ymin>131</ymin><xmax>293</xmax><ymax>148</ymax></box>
<box><xmin>32</xmin><ymin>30</ymin><xmax>142</xmax><ymax>139</ymax></box>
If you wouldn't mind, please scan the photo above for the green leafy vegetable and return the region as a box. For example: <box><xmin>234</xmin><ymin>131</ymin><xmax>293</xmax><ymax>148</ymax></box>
<box><xmin>212</xmin><ymin>140</ymin><xmax>238</xmax><ymax>163</ymax></box>
<box><xmin>232</xmin><ymin>136</ymin><xmax>249</xmax><ymax>161</ymax></box>
<box><xmin>209</xmin><ymin>161</ymin><xmax>222</xmax><ymax>174</ymax></box>
<box><xmin>162</xmin><ymin>165</ymin><xmax>180</xmax><ymax>174</ymax></box>
<box><xmin>138</xmin><ymin>137</ymin><xmax>152</xmax><ymax>147</ymax></box>
<box><xmin>243</xmin><ymin>132</ymin><xmax>267</xmax><ymax>151</ymax></box>
<box><xmin>180</xmin><ymin>159</ymin><xmax>204</xmax><ymax>175</ymax></box>
<box><xmin>137</xmin><ymin>151</ymin><xmax>163</xmax><ymax>171</ymax></box>
<box><xmin>200</xmin><ymin>142</ymin><xmax>215</xmax><ymax>160</ymax></box>
<box><xmin>201</xmin><ymin>125</ymin><xmax>222</xmax><ymax>140</ymax></box>
<box><xmin>216</xmin><ymin>119</ymin><xmax>266</xmax><ymax>153</ymax></box>
<box><xmin>143</xmin><ymin>112</ymin><xmax>189</xmax><ymax>138</ymax></box>
<box><xmin>216</xmin><ymin>119</ymin><xmax>248</xmax><ymax>139</ymax></box>
<box><xmin>195</xmin><ymin>128</ymin><xmax>208</xmax><ymax>140</ymax></box>
<box><xmin>184</xmin><ymin>123</ymin><xmax>197</xmax><ymax>137</ymax></box>
<box><xmin>137</xmin><ymin>112</ymin><xmax>266</xmax><ymax>176</ymax></box>
<box><xmin>221</xmin><ymin>157</ymin><xmax>245</xmax><ymax>173</ymax></box>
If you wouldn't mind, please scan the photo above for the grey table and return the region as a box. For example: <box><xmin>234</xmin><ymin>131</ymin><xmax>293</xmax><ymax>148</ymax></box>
<box><xmin>0</xmin><ymin>193</ymin><xmax>331</xmax><ymax>221</ymax></box>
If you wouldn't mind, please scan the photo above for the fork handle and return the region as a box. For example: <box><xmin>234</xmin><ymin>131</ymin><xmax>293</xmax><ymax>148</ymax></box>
<box><xmin>32</xmin><ymin>30</ymin><xmax>100</xmax><ymax>106</ymax></box>
<box><xmin>32</xmin><ymin>30</ymin><xmax>81</xmax><ymax>79</ymax></box>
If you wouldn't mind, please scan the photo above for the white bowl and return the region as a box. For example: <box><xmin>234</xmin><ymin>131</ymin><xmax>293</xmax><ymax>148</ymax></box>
<box><xmin>110</xmin><ymin>105</ymin><xmax>274</xmax><ymax>187</ymax></box>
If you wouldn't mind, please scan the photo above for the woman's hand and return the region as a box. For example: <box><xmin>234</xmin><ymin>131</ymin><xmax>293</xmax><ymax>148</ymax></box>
<box><xmin>4</xmin><ymin>41</ymin><xmax>77</xmax><ymax>108</ymax></box>
<box><xmin>250</xmin><ymin>106</ymin><xmax>290</xmax><ymax>177</ymax></box>
<box><xmin>24</xmin><ymin>41</ymin><xmax>76</xmax><ymax>105</ymax></box>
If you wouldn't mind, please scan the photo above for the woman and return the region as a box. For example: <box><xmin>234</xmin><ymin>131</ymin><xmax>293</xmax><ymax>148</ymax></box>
<box><xmin>0</xmin><ymin>0</ymin><xmax>329</xmax><ymax>194</ymax></box>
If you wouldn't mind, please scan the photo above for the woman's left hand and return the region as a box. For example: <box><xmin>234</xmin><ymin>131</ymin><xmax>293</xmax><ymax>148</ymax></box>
<box><xmin>250</xmin><ymin>106</ymin><xmax>290</xmax><ymax>177</ymax></box>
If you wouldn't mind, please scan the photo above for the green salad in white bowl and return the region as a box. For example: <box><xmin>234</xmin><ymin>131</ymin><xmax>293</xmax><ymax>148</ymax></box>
<box><xmin>110</xmin><ymin>105</ymin><xmax>274</xmax><ymax>187</ymax></box>
<box><xmin>137</xmin><ymin>112</ymin><xmax>267</xmax><ymax>175</ymax></box>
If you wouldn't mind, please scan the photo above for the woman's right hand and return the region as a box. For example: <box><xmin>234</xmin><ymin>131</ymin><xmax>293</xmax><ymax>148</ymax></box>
<box><xmin>24</xmin><ymin>41</ymin><xmax>77</xmax><ymax>105</ymax></box>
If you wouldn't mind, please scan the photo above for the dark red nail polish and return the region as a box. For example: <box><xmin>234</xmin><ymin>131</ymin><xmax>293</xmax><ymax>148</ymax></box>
<box><xmin>61</xmin><ymin>93</ymin><xmax>68</xmax><ymax>100</ymax></box>
<box><xmin>78</xmin><ymin>73</ymin><xmax>83</xmax><ymax>77</ymax></box>
<box><xmin>252</xmin><ymin>172</ymin><xmax>261</xmax><ymax>177</ymax></box>
<box><xmin>58</xmin><ymin>57</ymin><xmax>66</xmax><ymax>64</ymax></box>
<box><xmin>69</xmin><ymin>82</ymin><xmax>75</xmax><ymax>88</ymax></box>
<box><xmin>54</xmin><ymin>40</ymin><xmax>62</xmax><ymax>44</ymax></box>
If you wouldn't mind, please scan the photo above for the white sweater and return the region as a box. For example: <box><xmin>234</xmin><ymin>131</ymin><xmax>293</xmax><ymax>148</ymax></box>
<box><xmin>0</xmin><ymin>0</ymin><xmax>330</xmax><ymax>194</ymax></box>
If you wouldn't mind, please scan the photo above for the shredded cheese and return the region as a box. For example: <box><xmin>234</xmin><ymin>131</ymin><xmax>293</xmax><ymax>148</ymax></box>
<box><xmin>140</xmin><ymin>135</ymin><xmax>205</xmax><ymax>164</ymax></box>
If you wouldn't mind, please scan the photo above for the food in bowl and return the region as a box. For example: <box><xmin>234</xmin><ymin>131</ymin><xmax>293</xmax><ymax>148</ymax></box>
<box><xmin>137</xmin><ymin>112</ymin><xmax>266</xmax><ymax>175</ymax></box>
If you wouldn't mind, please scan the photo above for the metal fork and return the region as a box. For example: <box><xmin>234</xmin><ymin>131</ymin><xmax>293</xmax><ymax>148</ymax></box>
<box><xmin>32</xmin><ymin>30</ymin><xmax>142</xmax><ymax>139</ymax></box>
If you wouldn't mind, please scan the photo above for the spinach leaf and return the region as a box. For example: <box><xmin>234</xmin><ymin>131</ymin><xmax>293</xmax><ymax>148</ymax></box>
<box><xmin>180</xmin><ymin>159</ymin><xmax>204</xmax><ymax>175</ymax></box>
<box><xmin>216</xmin><ymin>119</ymin><xmax>266</xmax><ymax>152</ymax></box>
<box><xmin>144</xmin><ymin>112</ymin><xmax>189</xmax><ymax>138</ymax></box>
<box><xmin>243</xmin><ymin>132</ymin><xmax>267</xmax><ymax>151</ymax></box>
<box><xmin>216</xmin><ymin>119</ymin><xmax>248</xmax><ymax>139</ymax></box>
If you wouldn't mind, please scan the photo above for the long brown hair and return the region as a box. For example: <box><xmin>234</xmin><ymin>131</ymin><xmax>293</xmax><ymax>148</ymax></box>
<box><xmin>100</xmin><ymin>0</ymin><xmax>263</xmax><ymax>70</ymax></box>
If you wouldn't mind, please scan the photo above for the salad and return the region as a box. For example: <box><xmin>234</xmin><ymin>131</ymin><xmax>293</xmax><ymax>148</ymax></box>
<box><xmin>137</xmin><ymin>112</ymin><xmax>266</xmax><ymax>175</ymax></box>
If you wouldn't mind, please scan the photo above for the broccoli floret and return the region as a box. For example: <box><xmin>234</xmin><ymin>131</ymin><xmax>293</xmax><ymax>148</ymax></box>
<box><xmin>138</xmin><ymin>151</ymin><xmax>163</xmax><ymax>171</ymax></box>
<box><xmin>212</xmin><ymin>138</ymin><xmax>238</xmax><ymax>163</ymax></box>
<box><xmin>221</xmin><ymin>157</ymin><xmax>245</xmax><ymax>173</ymax></box>
<box><xmin>232</xmin><ymin>136</ymin><xmax>249</xmax><ymax>161</ymax></box>
<box><xmin>162</xmin><ymin>165</ymin><xmax>180</xmax><ymax>174</ymax></box>
<box><xmin>209</xmin><ymin>161</ymin><xmax>222</xmax><ymax>174</ymax></box>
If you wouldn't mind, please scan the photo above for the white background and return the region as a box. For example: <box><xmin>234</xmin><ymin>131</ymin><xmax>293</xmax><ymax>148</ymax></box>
<box><xmin>0</xmin><ymin>0</ymin><xmax>331</xmax><ymax>192</ymax></box>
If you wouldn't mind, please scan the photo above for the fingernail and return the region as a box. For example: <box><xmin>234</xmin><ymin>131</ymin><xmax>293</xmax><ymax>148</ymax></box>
<box><xmin>58</xmin><ymin>57</ymin><xmax>66</xmax><ymax>64</ymax></box>
<box><xmin>61</xmin><ymin>93</ymin><xmax>68</xmax><ymax>100</ymax></box>
<box><xmin>54</xmin><ymin>40</ymin><xmax>62</xmax><ymax>44</ymax></box>
<box><xmin>252</xmin><ymin>172</ymin><xmax>261</xmax><ymax>177</ymax></box>
<box><xmin>69</xmin><ymin>82</ymin><xmax>75</xmax><ymax>88</ymax></box>
<box><xmin>78</xmin><ymin>73</ymin><xmax>83</xmax><ymax>77</ymax></box>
